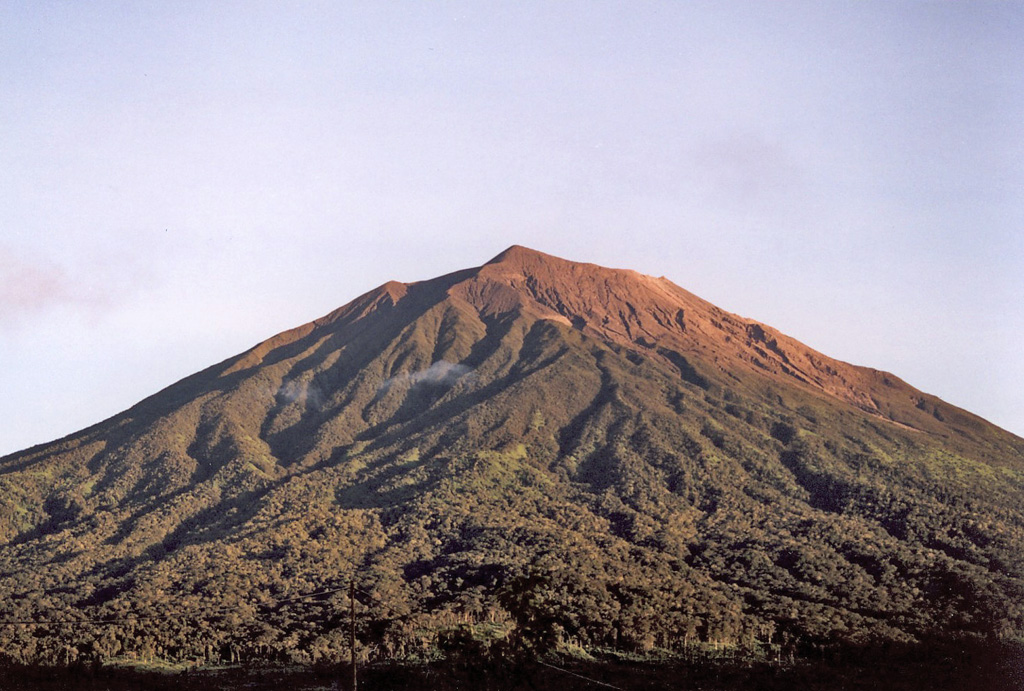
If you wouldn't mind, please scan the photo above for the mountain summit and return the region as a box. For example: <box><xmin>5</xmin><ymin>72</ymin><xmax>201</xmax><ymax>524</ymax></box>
<box><xmin>1</xmin><ymin>246</ymin><xmax>1022</xmax><ymax>666</ymax></box>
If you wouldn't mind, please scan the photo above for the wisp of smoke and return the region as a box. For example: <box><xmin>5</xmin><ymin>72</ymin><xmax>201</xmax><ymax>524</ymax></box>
<box><xmin>277</xmin><ymin>378</ymin><xmax>326</xmax><ymax>410</ymax></box>
<box><xmin>379</xmin><ymin>360</ymin><xmax>474</xmax><ymax>393</ymax></box>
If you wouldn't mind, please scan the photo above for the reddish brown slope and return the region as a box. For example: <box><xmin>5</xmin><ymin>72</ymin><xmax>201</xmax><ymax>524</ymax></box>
<box><xmin>432</xmin><ymin>245</ymin><xmax>1008</xmax><ymax>449</ymax></box>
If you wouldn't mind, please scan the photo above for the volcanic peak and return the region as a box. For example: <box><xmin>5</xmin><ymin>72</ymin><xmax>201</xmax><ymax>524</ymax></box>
<box><xmin>448</xmin><ymin>247</ymin><xmax>1003</xmax><ymax>443</ymax></box>
<box><xmin>196</xmin><ymin>246</ymin><xmax>1014</xmax><ymax>454</ymax></box>
<box><xmin>2</xmin><ymin>246</ymin><xmax>1023</xmax><ymax>677</ymax></box>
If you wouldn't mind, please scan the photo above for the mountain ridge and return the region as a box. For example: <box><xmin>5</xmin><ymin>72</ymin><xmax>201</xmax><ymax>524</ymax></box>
<box><xmin>212</xmin><ymin>244</ymin><xmax>1017</xmax><ymax>452</ymax></box>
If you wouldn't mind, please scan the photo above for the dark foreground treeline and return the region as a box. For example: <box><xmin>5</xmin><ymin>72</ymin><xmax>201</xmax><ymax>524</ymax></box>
<box><xmin>2</xmin><ymin>639</ymin><xmax>1021</xmax><ymax>691</ymax></box>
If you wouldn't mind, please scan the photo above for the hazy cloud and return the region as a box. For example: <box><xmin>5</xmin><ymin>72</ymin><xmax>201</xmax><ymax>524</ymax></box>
<box><xmin>0</xmin><ymin>242</ymin><xmax>161</xmax><ymax>328</ymax></box>
<box><xmin>691</xmin><ymin>133</ymin><xmax>802</xmax><ymax>207</ymax></box>
<box><xmin>0</xmin><ymin>248</ymin><xmax>78</xmax><ymax>319</ymax></box>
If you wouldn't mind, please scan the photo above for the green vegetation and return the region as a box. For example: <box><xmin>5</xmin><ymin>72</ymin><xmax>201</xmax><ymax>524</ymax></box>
<box><xmin>1</xmin><ymin>251</ymin><xmax>1022</xmax><ymax>686</ymax></box>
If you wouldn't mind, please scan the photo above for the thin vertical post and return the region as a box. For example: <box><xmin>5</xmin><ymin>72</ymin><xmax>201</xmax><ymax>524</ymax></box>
<box><xmin>350</xmin><ymin>580</ymin><xmax>357</xmax><ymax>691</ymax></box>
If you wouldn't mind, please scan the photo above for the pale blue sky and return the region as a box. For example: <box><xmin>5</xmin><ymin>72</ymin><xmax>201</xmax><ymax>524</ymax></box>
<box><xmin>2</xmin><ymin>1</ymin><xmax>1022</xmax><ymax>454</ymax></box>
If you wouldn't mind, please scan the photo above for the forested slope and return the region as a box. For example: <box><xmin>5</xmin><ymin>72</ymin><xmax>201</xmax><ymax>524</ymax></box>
<box><xmin>1</xmin><ymin>246</ymin><xmax>1022</xmax><ymax>667</ymax></box>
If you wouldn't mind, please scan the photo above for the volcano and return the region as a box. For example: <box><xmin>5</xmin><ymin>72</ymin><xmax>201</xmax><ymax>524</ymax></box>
<box><xmin>1</xmin><ymin>245</ymin><xmax>1022</xmax><ymax>668</ymax></box>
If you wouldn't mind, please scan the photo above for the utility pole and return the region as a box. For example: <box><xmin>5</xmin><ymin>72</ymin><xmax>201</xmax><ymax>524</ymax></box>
<box><xmin>350</xmin><ymin>580</ymin><xmax>357</xmax><ymax>691</ymax></box>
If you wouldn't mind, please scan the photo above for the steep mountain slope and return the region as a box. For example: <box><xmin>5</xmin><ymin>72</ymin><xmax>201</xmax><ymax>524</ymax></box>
<box><xmin>1</xmin><ymin>246</ymin><xmax>1022</xmax><ymax>665</ymax></box>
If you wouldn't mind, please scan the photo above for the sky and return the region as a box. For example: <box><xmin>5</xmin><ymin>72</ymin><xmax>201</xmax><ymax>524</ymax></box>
<box><xmin>1</xmin><ymin>1</ymin><xmax>1022</xmax><ymax>455</ymax></box>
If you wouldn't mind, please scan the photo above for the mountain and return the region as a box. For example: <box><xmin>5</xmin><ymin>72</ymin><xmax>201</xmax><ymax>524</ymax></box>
<box><xmin>1</xmin><ymin>245</ymin><xmax>1023</xmax><ymax>669</ymax></box>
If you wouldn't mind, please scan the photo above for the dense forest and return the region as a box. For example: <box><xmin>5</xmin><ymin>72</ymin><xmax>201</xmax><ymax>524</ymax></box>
<box><xmin>1</xmin><ymin>248</ymin><xmax>1022</xmax><ymax>684</ymax></box>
